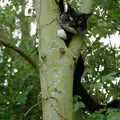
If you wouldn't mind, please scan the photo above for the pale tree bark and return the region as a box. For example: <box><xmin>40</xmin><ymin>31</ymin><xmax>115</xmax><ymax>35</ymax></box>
<box><xmin>34</xmin><ymin>0</ymin><xmax>94</xmax><ymax>120</ymax></box>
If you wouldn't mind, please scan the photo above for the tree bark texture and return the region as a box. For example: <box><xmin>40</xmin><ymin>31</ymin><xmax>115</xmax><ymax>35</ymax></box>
<box><xmin>35</xmin><ymin>0</ymin><xmax>94</xmax><ymax>120</ymax></box>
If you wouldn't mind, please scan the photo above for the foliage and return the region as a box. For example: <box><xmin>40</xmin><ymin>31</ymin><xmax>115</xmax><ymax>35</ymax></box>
<box><xmin>73</xmin><ymin>96</ymin><xmax>85</xmax><ymax>112</ymax></box>
<box><xmin>106</xmin><ymin>109</ymin><xmax>120</xmax><ymax>120</ymax></box>
<box><xmin>0</xmin><ymin>0</ymin><xmax>41</xmax><ymax>119</ymax></box>
<box><xmin>87</xmin><ymin>109</ymin><xmax>120</xmax><ymax>120</ymax></box>
<box><xmin>0</xmin><ymin>0</ymin><xmax>120</xmax><ymax>119</ymax></box>
<box><xmin>87</xmin><ymin>114</ymin><xmax>105</xmax><ymax>120</ymax></box>
<box><xmin>90</xmin><ymin>0</ymin><xmax>120</xmax><ymax>36</ymax></box>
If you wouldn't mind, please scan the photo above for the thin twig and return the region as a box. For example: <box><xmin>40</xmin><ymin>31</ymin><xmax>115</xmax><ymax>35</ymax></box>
<box><xmin>40</xmin><ymin>18</ymin><xmax>56</xmax><ymax>27</ymax></box>
<box><xmin>51</xmin><ymin>104</ymin><xmax>67</xmax><ymax>120</ymax></box>
<box><xmin>24</xmin><ymin>103</ymin><xmax>38</xmax><ymax>117</ymax></box>
<box><xmin>42</xmin><ymin>96</ymin><xmax>67</xmax><ymax>120</ymax></box>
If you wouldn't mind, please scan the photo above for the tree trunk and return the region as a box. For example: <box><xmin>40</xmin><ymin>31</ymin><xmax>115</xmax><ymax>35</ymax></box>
<box><xmin>34</xmin><ymin>0</ymin><xmax>94</xmax><ymax>120</ymax></box>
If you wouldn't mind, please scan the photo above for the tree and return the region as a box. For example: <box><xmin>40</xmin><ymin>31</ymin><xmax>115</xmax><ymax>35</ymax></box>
<box><xmin>0</xmin><ymin>0</ymin><xmax>120</xmax><ymax>120</ymax></box>
<box><xmin>35</xmin><ymin>0</ymin><xmax>94</xmax><ymax>120</ymax></box>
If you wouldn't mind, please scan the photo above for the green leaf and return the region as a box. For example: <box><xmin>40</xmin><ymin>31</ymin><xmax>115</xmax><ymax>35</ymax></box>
<box><xmin>73</xmin><ymin>101</ymin><xmax>85</xmax><ymax>112</ymax></box>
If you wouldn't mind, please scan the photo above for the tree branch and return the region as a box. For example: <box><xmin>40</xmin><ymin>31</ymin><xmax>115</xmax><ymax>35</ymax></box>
<box><xmin>69</xmin><ymin>35</ymin><xmax>89</xmax><ymax>57</ymax></box>
<box><xmin>0</xmin><ymin>37</ymin><xmax>38</xmax><ymax>68</ymax></box>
